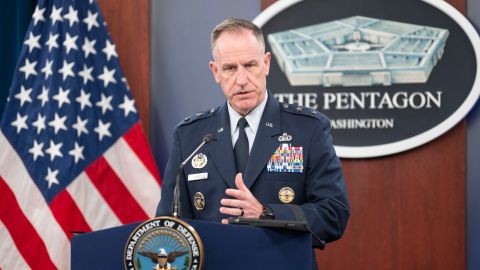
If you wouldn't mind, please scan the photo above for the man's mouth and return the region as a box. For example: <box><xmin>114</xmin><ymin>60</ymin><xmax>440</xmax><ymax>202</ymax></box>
<box><xmin>235</xmin><ymin>90</ymin><xmax>252</xmax><ymax>96</ymax></box>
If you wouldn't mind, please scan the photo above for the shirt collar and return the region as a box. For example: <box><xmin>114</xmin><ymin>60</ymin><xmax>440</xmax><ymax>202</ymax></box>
<box><xmin>228</xmin><ymin>91</ymin><xmax>268</xmax><ymax>135</ymax></box>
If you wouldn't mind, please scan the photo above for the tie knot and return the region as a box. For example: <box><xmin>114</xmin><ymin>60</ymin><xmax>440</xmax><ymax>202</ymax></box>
<box><xmin>237</xmin><ymin>117</ymin><xmax>248</xmax><ymax>129</ymax></box>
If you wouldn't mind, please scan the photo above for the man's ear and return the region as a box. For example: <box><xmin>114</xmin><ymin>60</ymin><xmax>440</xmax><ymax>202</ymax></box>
<box><xmin>209</xmin><ymin>61</ymin><xmax>220</xmax><ymax>83</ymax></box>
<box><xmin>264</xmin><ymin>52</ymin><xmax>272</xmax><ymax>76</ymax></box>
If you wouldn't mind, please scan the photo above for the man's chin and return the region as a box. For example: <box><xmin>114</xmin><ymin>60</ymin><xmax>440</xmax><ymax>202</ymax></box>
<box><xmin>233</xmin><ymin>104</ymin><xmax>255</xmax><ymax>116</ymax></box>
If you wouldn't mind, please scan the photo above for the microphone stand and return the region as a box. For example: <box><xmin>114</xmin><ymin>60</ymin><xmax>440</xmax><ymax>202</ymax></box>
<box><xmin>172</xmin><ymin>134</ymin><xmax>213</xmax><ymax>218</ymax></box>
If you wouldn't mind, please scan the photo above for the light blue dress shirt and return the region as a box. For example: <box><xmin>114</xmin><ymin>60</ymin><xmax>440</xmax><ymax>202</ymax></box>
<box><xmin>227</xmin><ymin>91</ymin><xmax>268</xmax><ymax>153</ymax></box>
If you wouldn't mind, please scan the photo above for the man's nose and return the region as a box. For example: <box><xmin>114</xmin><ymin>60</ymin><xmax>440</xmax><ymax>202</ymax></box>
<box><xmin>236</xmin><ymin>67</ymin><xmax>248</xmax><ymax>86</ymax></box>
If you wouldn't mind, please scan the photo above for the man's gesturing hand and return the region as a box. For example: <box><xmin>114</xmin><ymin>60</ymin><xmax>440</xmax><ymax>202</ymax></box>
<box><xmin>220</xmin><ymin>173</ymin><xmax>263</xmax><ymax>224</ymax></box>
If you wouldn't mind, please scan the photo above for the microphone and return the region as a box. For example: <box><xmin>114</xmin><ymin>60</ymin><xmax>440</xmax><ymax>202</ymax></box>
<box><xmin>172</xmin><ymin>134</ymin><xmax>214</xmax><ymax>218</ymax></box>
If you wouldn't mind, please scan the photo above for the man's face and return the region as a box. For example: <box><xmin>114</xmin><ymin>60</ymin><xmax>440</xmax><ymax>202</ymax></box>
<box><xmin>209</xmin><ymin>30</ymin><xmax>271</xmax><ymax>116</ymax></box>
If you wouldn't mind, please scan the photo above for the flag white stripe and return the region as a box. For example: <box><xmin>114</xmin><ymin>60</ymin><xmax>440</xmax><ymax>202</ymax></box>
<box><xmin>67</xmin><ymin>172</ymin><xmax>122</xmax><ymax>231</ymax></box>
<box><xmin>0</xmin><ymin>221</ymin><xmax>30</xmax><ymax>270</ymax></box>
<box><xmin>0</xmin><ymin>131</ymin><xmax>70</xmax><ymax>270</ymax></box>
<box><xmin>104</xmin><ymin>137</ymin><xmax>161</xmax><ymax>216</ymax></box>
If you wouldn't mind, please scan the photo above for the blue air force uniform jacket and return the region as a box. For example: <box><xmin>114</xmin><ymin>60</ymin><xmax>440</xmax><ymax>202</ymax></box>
<box><xmin>156</xmin><ymin>94</ymin><xmax>350</xmax><ymax>245</ymax></box>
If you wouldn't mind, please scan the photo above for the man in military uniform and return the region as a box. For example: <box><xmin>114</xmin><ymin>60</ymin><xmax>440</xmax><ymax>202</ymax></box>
<box><xmin>156</xmin><ymin>19</ymin><xmax>350</xmax><ymax>249</ymax></box>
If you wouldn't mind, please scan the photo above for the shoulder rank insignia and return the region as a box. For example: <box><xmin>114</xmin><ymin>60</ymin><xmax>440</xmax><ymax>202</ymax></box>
<box><xmin>267</xmin><ymin>143</ymin><xmax>303</xmax><ymax>173</ymax></box>
<box><xmin>179</xmin><ymin>107</ymin><xmax>219</xmax><ymax>126</ymax></box>
<box><xmin>192</xmin><ymin>153</ymin><xmax>207</xmax><ymax>169</ymax></box>
<box><xmin>281</xmin><ymin>103</ymin><xmax>322</xmax><ymax>119</ymax></box>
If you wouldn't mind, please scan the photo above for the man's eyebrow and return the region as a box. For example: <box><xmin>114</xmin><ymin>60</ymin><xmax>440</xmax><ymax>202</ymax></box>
<box><xmin>222</xmin><ymin>63</ymin><xmax>237</xmax><ymax>68</ymax></box>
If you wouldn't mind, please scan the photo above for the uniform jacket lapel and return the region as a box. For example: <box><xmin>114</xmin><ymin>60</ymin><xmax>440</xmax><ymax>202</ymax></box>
<box><xmin>208</xmin><ymin>104</ymin><xmax>237</xmax><ymax>188</ymax></box>
<box><xmin>244</xmin><ymin>95</ymin><xmax>281</xmax><ymax>189</ymax></box>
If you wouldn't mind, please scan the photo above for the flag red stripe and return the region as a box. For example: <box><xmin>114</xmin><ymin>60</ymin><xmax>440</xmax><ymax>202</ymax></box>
<box><xmin>123</xmin><ymin>122</ymin><xmax>162</xmax><ymax>185</ymax></box>
<box><xmin>49</xmin><ymin>189</ymin><xmax>92</xmax><ymax>240</ymax></box>
<box><xmin>85</xmin><ymin>156</ymin><xmax>149</xmax><ymax>223</ymax></box>
<box><xmin>0</xmin><ymin>176</ymin><xmax>57</xmax><ymax>270</ymax></box>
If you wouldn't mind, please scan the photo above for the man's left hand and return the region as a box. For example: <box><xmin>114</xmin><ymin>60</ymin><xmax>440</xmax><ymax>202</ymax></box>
<box><xmin>220</xmin><ymin>173</ymin><xmax>263</xmax><ymax>224</ymax></box>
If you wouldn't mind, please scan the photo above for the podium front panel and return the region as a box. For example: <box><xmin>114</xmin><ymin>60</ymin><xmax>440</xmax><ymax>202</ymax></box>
<box><xmin>72</xmin><ymin>219</ymin><xmax>313</xmax><ymax>269</ymax></box>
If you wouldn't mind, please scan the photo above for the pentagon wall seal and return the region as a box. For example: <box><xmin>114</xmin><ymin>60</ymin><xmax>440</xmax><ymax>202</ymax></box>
<box><xmin>124</xmin><ymin>217</ymin><xmax>204</xmax><ymax>270</ymax></box>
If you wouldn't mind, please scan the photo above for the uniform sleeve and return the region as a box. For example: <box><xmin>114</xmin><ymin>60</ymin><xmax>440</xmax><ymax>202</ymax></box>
<box><xmin>155</xmin><ymin>127</ymin><xmax>194</xmax><ymax>218</ymax></box>
<box><xmin>267</xmin><ymin>117</ymin><xmax>350</xmax><ymax>245</ymax></box>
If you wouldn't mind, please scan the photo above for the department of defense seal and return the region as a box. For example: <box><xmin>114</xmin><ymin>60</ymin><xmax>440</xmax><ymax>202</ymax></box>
<box><xmin>124</xmin><ymin>217</ymin><xmax>204</xmax><ymax>270</ymax></box>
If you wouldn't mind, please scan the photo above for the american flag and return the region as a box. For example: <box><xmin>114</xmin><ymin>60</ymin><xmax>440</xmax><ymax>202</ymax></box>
<box><xmin>0</xmin><ymin>0</ymin><xmax>161</xmax><ymax>269</ymax></box>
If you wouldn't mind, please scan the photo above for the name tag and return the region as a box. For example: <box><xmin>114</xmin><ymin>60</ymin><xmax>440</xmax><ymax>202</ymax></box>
<box><xmin>187</xmin><ymin>172</ymin><xmax>208</xmax><ymax>181</ymax></box>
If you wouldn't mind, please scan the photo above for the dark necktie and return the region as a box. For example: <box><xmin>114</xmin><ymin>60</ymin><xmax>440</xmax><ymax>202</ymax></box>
<box><xmin>234</xmin><ymin>117</ymin><xmax>249</xmax><ymax>174</ymax></box>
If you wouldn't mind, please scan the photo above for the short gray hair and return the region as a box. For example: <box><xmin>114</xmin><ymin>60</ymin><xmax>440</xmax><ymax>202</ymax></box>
<box><xmin>210</xmin><ymin>18</ymin><xmax>265</xmax><ymax>55</ymax></box>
